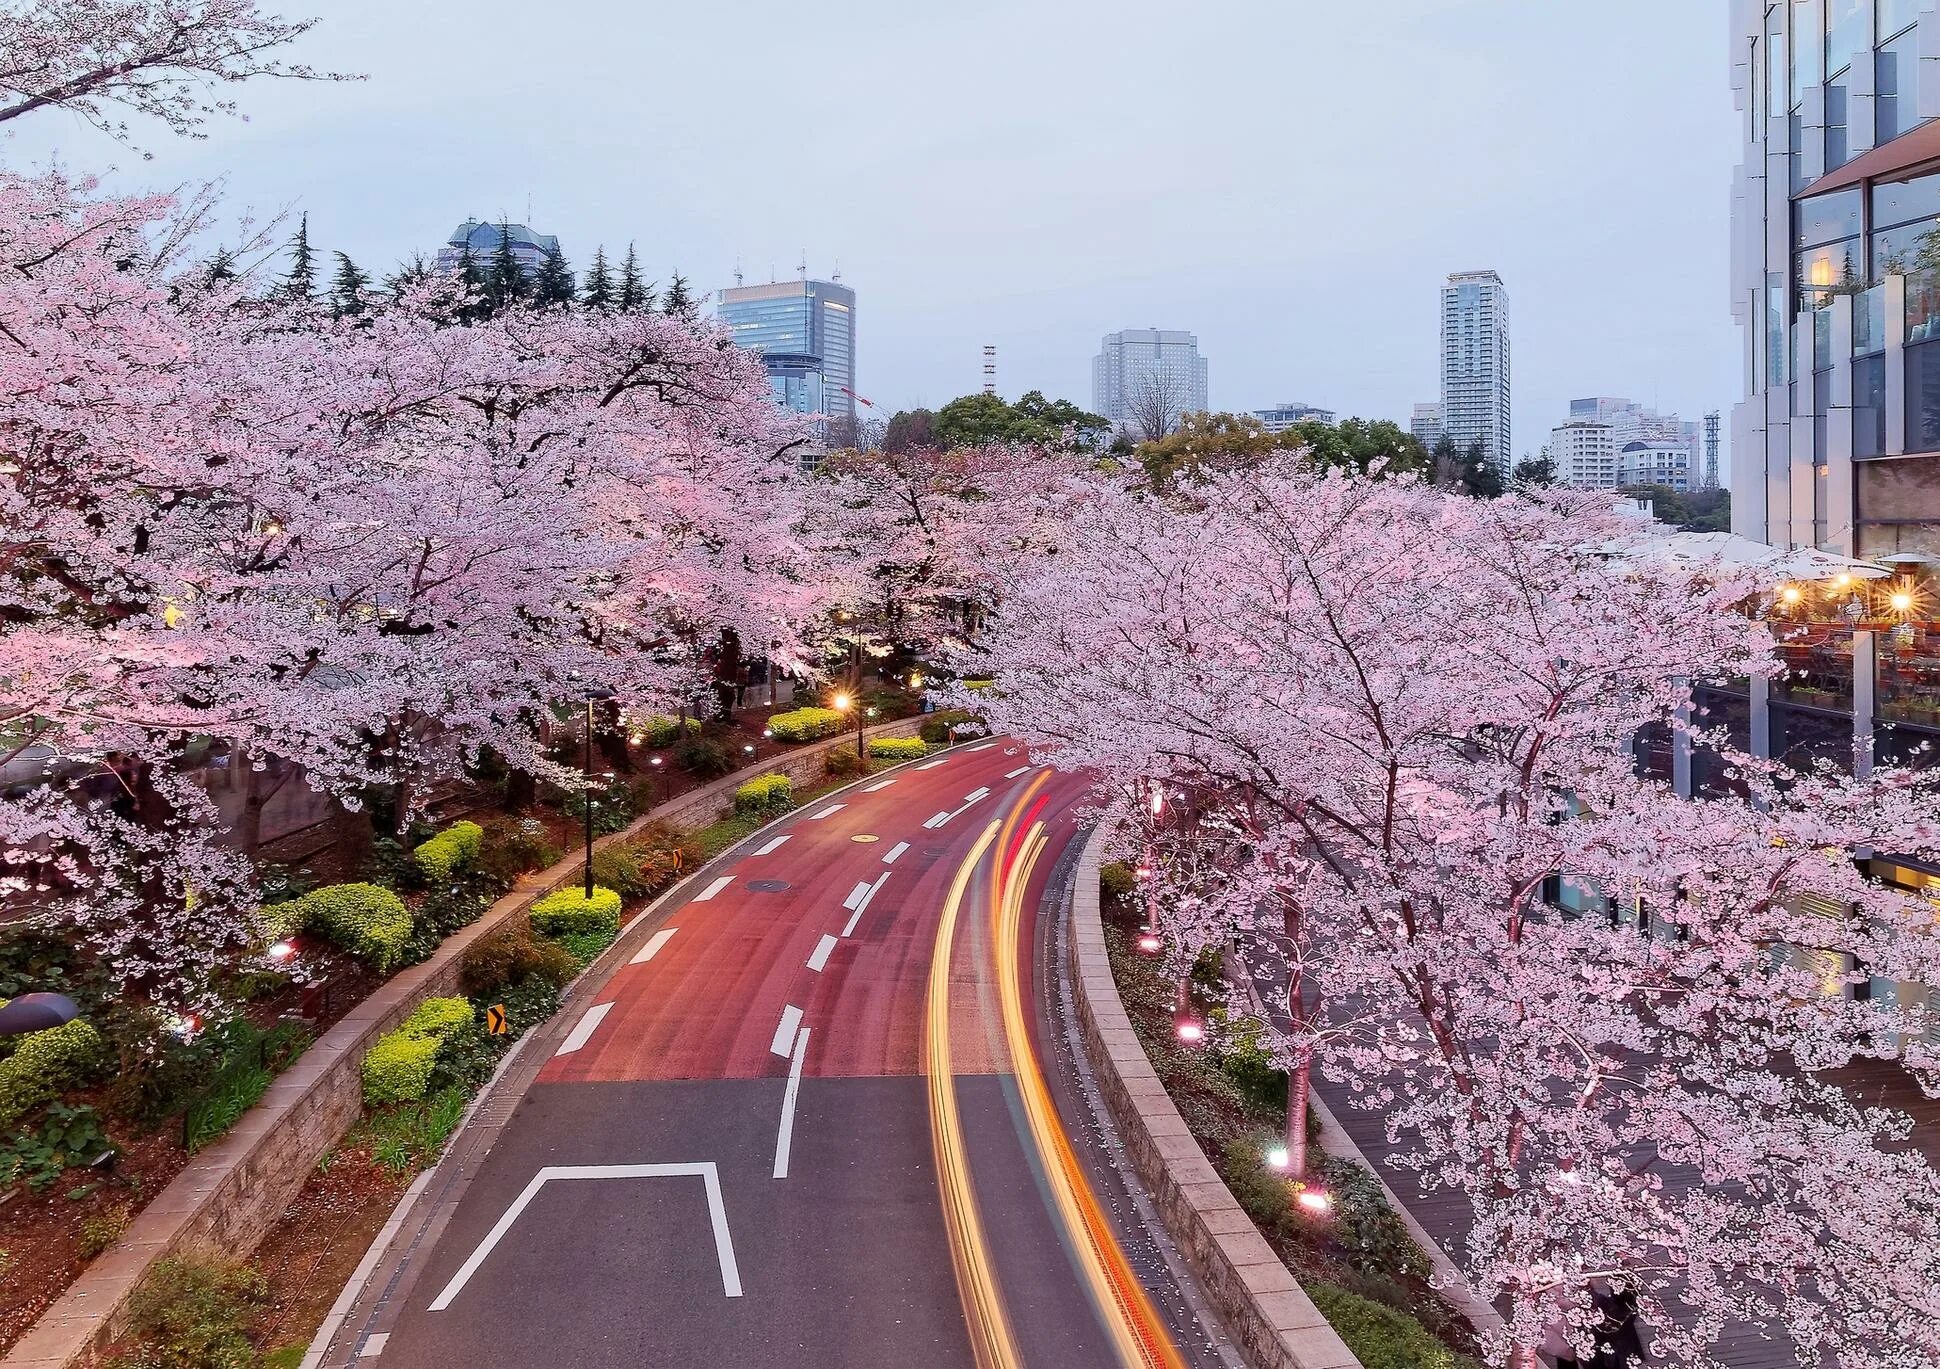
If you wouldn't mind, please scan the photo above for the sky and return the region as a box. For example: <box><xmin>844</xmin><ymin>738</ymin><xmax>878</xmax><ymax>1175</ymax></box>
<box><xmin>6</xmin><ymin>0</ymin><xmax>1742</xmax><ymax>475</ymax></box>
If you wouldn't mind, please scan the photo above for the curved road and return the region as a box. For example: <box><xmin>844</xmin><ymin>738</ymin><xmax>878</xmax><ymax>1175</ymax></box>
<box><xmin>318</xmin><ymin>743</ymin><xmax>1232</xmax><ymax>1369</ymax></box>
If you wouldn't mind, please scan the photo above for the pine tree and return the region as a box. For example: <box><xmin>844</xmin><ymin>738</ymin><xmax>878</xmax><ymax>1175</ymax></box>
<box><xmin>533</xmin><ymin>243</ymin><xmax>575</xmax><ymax>307</ymax></box>
<box><xmin>384</xmin><ymin>253</ymin><xmax>433</xmax><ymax>300</ymax></box>
<box><xmin>1459</xmin><ymin>441</ymin><xmax>1505</xmax><ymax>499</ymax></box>
<box><xmin>618</xmin><ymin>243</ymin><xmax>652</xmax><ymax>312</ymax></box>
<box><xmin>204</xmin><ymin>248</ymin><xmax>238</xmax><ymax>285</ymax></box>
<box><xmin>451</xmin><ymin>242</ymin><xmax>487</xmax><ymax>322</ymax></box>
<box><xmin>330</xmin><ymin>251</ymin><xmax>370</xmax><ymax>318</ymax></box>
<box><xmin>279</xmin><ymin>212</ymin><xmax>315</xmax><ymax>302</ymax></box>
<box><xmin>660</xmin><ymin>270</ymin><xmax>695</xmax><ymax>321</ymax></box>
<box><xmin>581</xmin><ymin>246</ymin><xmax>614</xmax><ymax>310</ymax></box>
<box><xmin>487</xmin><ymin>221</ymin><xmax>526</xmax><ymax>314</ymax></box>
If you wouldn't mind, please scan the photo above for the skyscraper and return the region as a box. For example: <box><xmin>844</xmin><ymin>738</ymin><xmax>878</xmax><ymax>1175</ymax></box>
<box><xmin>1731</xmin><ymin>1</ymin><xmax>1938</xmax><ymax>554</ymax></box>
<box><xmin>1092</xmin><ymin>329</ymin><xmax>1210</xmax><ymax>439</ymax></box>
<box><xmin>1439</xmin><ymin>271</ymin><xmax>1512</xmax><ymax>474</ymax></box>
<box><xmin>716</xmin><ymin>278</ymin><xmax>857</xmax><ymax>432</ymax></box>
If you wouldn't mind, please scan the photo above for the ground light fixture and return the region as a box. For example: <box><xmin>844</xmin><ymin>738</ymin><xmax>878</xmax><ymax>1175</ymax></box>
<box><xmin>1137</xmin><ymin>931</ymin><xmax>1163</xmax><ymax>954</ymax></box>
<box><xmin>1292</xmin><ymin>1183</ymin><xmax>1334</xmax><ymax>1215</ymax></box>
<box><xmin>1266</xmin><ymin>1143</ymin><xmax>1291</xmax><ymax>1171</ymax></box>
<box><xmin>266</xmin><ymin>938</ymin><xmax>298</xmax><ymax>964</ymax></box>
<box><xmin>1174</xmin><ymin>1015</ymin><xmax>1205</xmax><ymax>1043</ymax></box>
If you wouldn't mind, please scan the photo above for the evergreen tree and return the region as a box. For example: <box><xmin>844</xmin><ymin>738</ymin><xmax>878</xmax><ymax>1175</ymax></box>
<box><xmin>487</xmin><ymin>221</ymin><xmax>526</xmax><ymax>313</ymax></box>
<box><xmin>384</xmin><ymin>253</ymin><xmax>434</xmax><ymax>300</ymax></box>
<box><xmin>329</xmin><ymin>251</ymin><xmax>370</xmax><ymax>318</ymax></box>
<box><xmin>203</xmin><ymin>248</ymin><xmax>238</xmax><ymax>285</ymax></box>
<box><xmin>533</xmin><ymin>243</ymin><xmax>575</xmax><ymax>307</ymax></box>
<box><xmin>661</xmin><ymin>270</ymin><xmax>695</xmax><ymax>321</ymax></box>
<box><xmin>617</xmin><ymin>244</ymin><xmax>652</xmax><ymax>312</ymax></box>
<box><xmin>1512</xmin><ymin>454</ymin><xmax>1558</xmax><ymax>488</ymax></box>
<box><xmin>581</xmin><ymin>246</ymin><xmax>614</xmax><ymax>310</ymax></box>
<box><xmin>1459</xmin><ymin>440</ymin><xmax>1505</xmax><ymax>499</ymax></box>
<box><xmin>279</xmin><ymin>212</ymin><xmax>315</xmax><ymax>302</ymax></box>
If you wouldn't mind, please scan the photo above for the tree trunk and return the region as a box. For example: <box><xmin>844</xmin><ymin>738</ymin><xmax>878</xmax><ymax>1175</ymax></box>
<box><xmin>1287</xmin><ymin>1051</ymin><xmax>1313</xmax><ymax>1182</ymax></box>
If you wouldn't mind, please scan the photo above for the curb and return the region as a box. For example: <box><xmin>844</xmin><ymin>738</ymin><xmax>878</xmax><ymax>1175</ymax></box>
<box><xmin>1</xmin><ymin>718</ymin><xmax>927</xmax><ymax>1369</ymax></box>
<box><xmin>1066</xmin><ymin>823</ymin><xmax>1363</xmax><ymax>1369</ymax></box>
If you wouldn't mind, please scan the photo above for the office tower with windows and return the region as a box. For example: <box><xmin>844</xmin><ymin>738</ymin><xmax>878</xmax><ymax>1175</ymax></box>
<box><xmin>1440</xmin><ymin>271</ymin><xmax>1512</xmax><ymax>474</ymax></box>
<box><xmin>717</xmin><ymin>278</ymin><xmax>857</xmax><ymax>432</ymax></box>
<box><xmin>1092</xmin><ymin>329</ymin><xmax>1211</xmax><ymax>438</ymax></box>
<box><xmin>436</xmin><ymin>219</ymin><xmax>560</xmax><ymax>278</ymax></box>
<box><xmin>1731</xmin><ymin>0</ymin><xmax>1940</xmax><ymax>554</ymax></box>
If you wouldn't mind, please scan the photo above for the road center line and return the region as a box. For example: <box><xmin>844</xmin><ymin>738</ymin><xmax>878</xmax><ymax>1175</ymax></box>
<box><xmin>752</xmin><ymin>833</ymin><xmax>792</xmax><ymax>856</ymax></box>
<box><xmin>967</xmin><ymin>741</ymin><xmax>998</xmax><ymax>752</ymax></box>
<box><xmin>555</xmin><ymin>1002</ymin><xmax>613</xmax><ymax>1056</ymax></box>
<box><xmin>771</xmin><ymin>1004</ymin><xmax>804</xmax><ymax>1057</ymax></box>
<box><xmin>772</xmin><ymin>1027</ymin><xmax>811</xmax><ymax>1180</ymax></box>
<box><xmin>923</xmin><ymin>811</ymin><xmax>951</xmax><ymax>829</ymax></box>
<box><xmin>807</xmin><ymin>933</ymin><xmax>838</xmax><ymax>972</ymax></box>
<box><xmin>915</xmin><ymin>756</ymin><xmax>950</xmax><ymax>770</ymax></box>
<box><xmin>882</xmin><ymin>840</ymin><xmax>910</xmax><ymax>865</ymax></box>
<box><xmin>693</xmin><ymin>875</ymin><xmax>735</xmax><ymax>902</ymax></box>
<box><xmin>843</xmin><ymin>879</ymin><xmax>873</xmax><ymax>909</ymax></box>
<box><xmin>862</xmin><ymin>779</ymin><xmax>896</xmax><ymax>792</ymax></box>
<box><xmin>629</xmin><ymin>928</ymin><xmax>678</xmax><ymax>965</ymax></box>
<box><xmin>809</xmin><ymin>803</ymin><xmax>846</xmax><ymax>820</ymax></box>
<box><xmin>843</xmin><ymin>873</ymin><xmax>890</xmax><ymax>935</ymax></box>
<box><xmin>1004</xmin><ymin>766</ymin><xmax>1032</xmax><ymax>780</ymax></box>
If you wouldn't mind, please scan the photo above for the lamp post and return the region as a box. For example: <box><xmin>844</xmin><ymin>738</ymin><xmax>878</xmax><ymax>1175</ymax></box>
<box><xmin>649</xmin><ymin>754</ymin><xmax>667</xmax><ymax>805</ymax></box>
<box><xmin>581</xmin><ymin>685</ymin><xmax>617</xmax><ymax>898</ymax></box>
<box><xmin>832</xmin><ymin>692</ymin><xmax>869</xmax><ymax>759</ymax></box>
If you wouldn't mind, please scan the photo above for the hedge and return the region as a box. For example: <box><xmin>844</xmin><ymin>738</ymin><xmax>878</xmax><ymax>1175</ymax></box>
<box><xmin>0</xmin><ymin>1017</ymin><xmax>105</xmax><ymax>1130</ymax></box>
<box><xmin>919</xmin><ymin>710</ymin><xmax>987</xmax><ymax>745</ymax></box>
<box><xmin>413</xmin><ymin>820</ymin><xmax>484</xmax><ymax>885</ymax></box>
<box><xmin>634</xmin><ymin>714</ymin><xmax>701</xmax><ymax>748</ymax></box>
<box><xmin>767</xmin><ymin>707</ymin><xmax>848</xmax><ymax>742</ymax></box>
<box><xmin>361</xmin><ymin>996</ymin><xmax>474</xmax><ymax>1106</ymax></box>
<box><xmin>1307</xmin><ymin>1283</ymin><xmax>1476</xmax><ymax>1369</ymax></box>
<box><xmin>733</xmin><ymin>772</ymin><xmax>793</xmax><ymax>815</ymax></box>
<box><xmin>283</xmin><ymin>883</ymin><xmax>412</xmax><ymax>971</ymax></box>
<box><xmin>529</xmin><ymin>886</ymin><xmax>622</xmax><ymax>938</ymax></box>
<box><xmin>868</xmin><ymin>737</ymin><xmax>928</xmax><ymax>761</ymax></box>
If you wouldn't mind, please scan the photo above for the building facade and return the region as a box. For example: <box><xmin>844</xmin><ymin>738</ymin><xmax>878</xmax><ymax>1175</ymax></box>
<box><xmin>1092</xmin><ymin>329</ymin><xmax>1211</xmax><ymax>438</ymax></box>
<box><xmin>1440</xmin><ymin>271</ymin><xmax>1512</xmax><ymax>473</ymax></box>
<box><xmin>1410</xmin><ymin>401</ymin><xmax>1445</xmax><ymax>449</ymax></box>
<box><xmin>1564</xmin><ymin>397</ymin><xmax>1705</xmax><ymax>477</ymax></box>
<box><xmin>1252</xmin><ymin>401</ymin><xmax>1337</xmax><ymax>434</ymax></box>
<box><xmin>1619</xmin><ymin>438</ymin><xmax>1693</xmax><ymax>490</ymax></box>
<box><xmin>435</xmin><ymin>220</ymin><xmax>559</xmax><ymax>277</ymax></box>
<box><xmin>1730</xmin><ymin>0</ymin><xmax>1940</xmax><ymax>555</ymax></box>
<box><xmin>716</xmin><ymin>279</ymin><xmax>857</xmax><ymax>432</ymax></box>
<box><xmin>1549</xmin><ymin>420</ymin><xmax>1621</xmax><ymax>488</ymax></box>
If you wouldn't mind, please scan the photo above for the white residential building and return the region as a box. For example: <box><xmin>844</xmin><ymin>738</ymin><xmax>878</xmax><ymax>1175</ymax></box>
<box><xmin>1618</xmin><ymin>438</ymin><xmax>1692</xmax><ymax>491</ymax></box>
<box><xmin>1548</xmin><ymin>420</ymin><xmax>1620</xmax><ymax>488</ymax></box>
<box><xmin>1440</xmin><ymin>271</ymin><xmax>1512</xmax><ymax>474</ymax></box>
<box><xmin>1253</xmin><ymin>401</ymin><xmax>1336</xmax><ymax>433</ymax></box>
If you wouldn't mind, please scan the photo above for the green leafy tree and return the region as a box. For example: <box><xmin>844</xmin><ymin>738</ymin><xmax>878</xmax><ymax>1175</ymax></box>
<box><xmin>581</xmin><ymin>246</ymin><xmax>614</xmax><ymax>310</ymax></box>
<box><xmin>661</xmin><ymin>270</ymin><xmax>695</xmax><ymax>320</ymax></box>
<box><xmin>533</xmin><ymin>243</ymin><xmax>575</xmax><ymax>307</ymax></box>
<box><xmin>279</xmin><ymin>212</ymin><xmax>315</xmax><ymax>302</ymax></box>
<box><xmin>1622</xmin><ymin>484</ymin><xmax>1731</xmax><ymax>532</ymax></box>
<box><xmin>882</xmin><ymin>408</ymin><xmax>935</xmax><ymax>453</ymax></box>
<box><xmin>619</xmin><ymin>245</ymin><xmax>654</xmax><ymax>312</ymax></box>
<box><xmin>1513</xmin><ymin>454</ymin><xmax>1558</xmax><ymax>488</ymax></box>
<box><xmin>329</xmin><ymin>251</ymin><xmax>370</xmax><ymax>318</ymax></box>
<box><xmin>930</xmin><ymin>390</ymin><xmax>1111</xmax><ymax>450</ymax></box>
<box><xmin>1138</xmin><ymin>412</ymin><xmax>1429</xmax><ymax>487</ymax></box>
<box><xmin>932</xmin><ymin>393</ymin><xmax>1015</xmax><ymax>447</ymax></box>
<box><xmin>1011</xmin><ymin>390</ymin><xmax>1111</xmax><ymax>449</ymax></box>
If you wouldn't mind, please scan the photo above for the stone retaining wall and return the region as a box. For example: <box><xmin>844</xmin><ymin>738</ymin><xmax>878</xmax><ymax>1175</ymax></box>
<box><xmin>1066</xmin><ymin>824</ymin><xmax>1362</xmax><ymax>1369</ymax></box>
<box><xmin>1</xmin><ymin>719</ymin><xmax>925</xmax><ymax>1369</ymax></box>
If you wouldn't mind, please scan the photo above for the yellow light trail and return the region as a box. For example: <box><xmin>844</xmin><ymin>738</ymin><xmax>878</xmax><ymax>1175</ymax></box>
<box><xmin>991</xmin><ymin>795</ymin><xmax>1189</xmax><ymax>1369</ymax></box>
<box><xmin>924</xmin><ymin>819</ymin><xmax>1023</xmax><ymax>1369</ymax></box>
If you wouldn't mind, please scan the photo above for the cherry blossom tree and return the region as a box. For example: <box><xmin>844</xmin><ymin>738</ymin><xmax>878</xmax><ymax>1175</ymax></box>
<box><xmin>978</xmin><ymin>459</ymin><xmax>1940</xmax><ymax>1367</ymax></box>
<box><xmin>0</xmin><ymin>0</ymin><xmax>353</xmax><ymax>148</ymax></box>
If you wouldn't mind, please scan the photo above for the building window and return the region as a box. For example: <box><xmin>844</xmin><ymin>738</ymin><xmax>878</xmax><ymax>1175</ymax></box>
<box><xmin>1879</xmin><ymin>0</ymin><xmax>1922</xmax><ymax>39</ymax></box>
<box><xmin>1876</xmin><ymin>27</ymin><xmax>1920</xmax><ymax>144</ymax></box>
<box><xmin>1791</xmin><ymin>0</ymin><xmax>1823</xmax><ymax>106</ymax></box>
<box><xmin>1827</xmin><ymin>74</ymin><xmax>1851</xmax><ymax>169</ymax></box>
<box><xmin>1797</xmin><ymin>187</ymin><xmax>1865</xmax><ymax>248</ymax></box>
<box><xmin>1827</xmin><ymin>0</ymin><xmax>1866</xmax><ymax>76</ymax></box>
<box><xmin>1769</xmin><ymin>273</ymin><xmax>1790</xmax><ymax>387</ymax></box>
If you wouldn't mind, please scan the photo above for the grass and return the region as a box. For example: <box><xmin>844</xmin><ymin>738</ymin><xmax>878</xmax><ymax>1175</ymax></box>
<box><xmin>261</xmin><ymin>1344</ymin><xmax>308</xmax><ymax>1369</ymax></box>
<box><xmin>351</xmin><ymin>1087</ymin><xmax>467</xmax><ymax>1176</ymax></box>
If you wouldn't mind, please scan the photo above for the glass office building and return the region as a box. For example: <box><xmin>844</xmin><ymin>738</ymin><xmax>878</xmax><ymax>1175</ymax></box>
<box><xmin>1732</xmin><ymin>0</ymin><xmax>1940</xmax><ymax>556</ymax></box>
<box><xmin>1440</xmin><ymin>271</ymin><xmax>1512</xmax><ymax>476</ymax></box>
<box><xmin>716</xmin><ymin>280</ymin><xmax>857</xmax><ymax>435</ymax></box>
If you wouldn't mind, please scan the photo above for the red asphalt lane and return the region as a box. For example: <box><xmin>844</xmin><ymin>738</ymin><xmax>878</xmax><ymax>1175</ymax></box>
<box><xmin>539</xmin><ymin>742</ymin><xmax>1095</xmax><ymax>1086</ymax></box>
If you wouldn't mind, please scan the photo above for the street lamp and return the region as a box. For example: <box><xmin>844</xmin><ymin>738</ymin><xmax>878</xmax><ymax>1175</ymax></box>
<box><xmin>649</xmin><ymin>754</ymin><xmax>667</xmax><ymax>805</ymax></box>
<box><xmin>832</xmin><ymin>691</ymin><xmax>868</xmax><ymax>759</ymax></box>
<box><xmin>580</xmin><ymin>685</ymin><xmax>617</xmax><ymax>899</ymax></box>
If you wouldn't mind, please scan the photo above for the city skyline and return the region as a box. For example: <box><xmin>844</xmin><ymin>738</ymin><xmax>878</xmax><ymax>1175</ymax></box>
<box><xmin>0</xmin><ymin>1</ymin><xmax>1735</xmax><ymax>474</ymax></box>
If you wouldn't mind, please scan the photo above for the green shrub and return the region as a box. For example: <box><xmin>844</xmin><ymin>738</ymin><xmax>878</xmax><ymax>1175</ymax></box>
<box><xmin>529</xmin><ymin>886</ymin><xmax>622</xmax><ymax>938</ymax></box>
<box><xmin>767</xmin><ymin>707</ymin><xmax>848</xmax><ymax>742</ymax></box>
<box><xmin>1307</xmin><ymin>1283</ymin><xmax>1475</xmax><ymax>1369</ymax></box>
<box><xmin>633</xmin><ymin>714</ymin><xmax>700</xmax><ymax>748</ymax></box>
<box><xmin>1099</xmin><ymin>860</ymin><xmax>1136</xmax><ymax>907</ymax></box>
<box><xmin>0</xmin><ymin>1017</ymin><xmax>105</xmax><ymax>1130</ymax></box>
<box><xmin>589</xmin><ymin>831</ymin><xmax>686</xmax><ymax>900</ymax></box>
<box><xmin>918</xmin><ymin>709</ymin><xmax>986</xmax><ymax>745</ymax></box>
<box><xmin>121</xmin><ymin>1257</ymin><xmax>266</xmax><ymax>1369</ymax></box>
<box><xmin>412</xmin><ymin>820</ymin><xmax>484</xmax><ymax>885</ymax></box>
<box><xmin>672</xmin><ymin>734</ymin><xmax>734</xmax><ymax>778</ymax></box>
<box><xmin>1220</xmin><ymin>1136</ymin><xmax>1295</xmax><ymax>1230</ymax></box>
<box><xmin>868</xmin><ymin>736</ymin><xmax>929</xmax><ymax>761</ymax></box>
<box><xmin>561</xmin><ymin>779</ymin><xmax>637</xmax><ymax>835</ymax></box>
<box><xmin>79</xmin><ymin>1201</ymin><xmax>132</xmax><ymax>1258</ymax></box>
<box><xmin>1318</xmin><ymin>1154</ymin><xmax>1432</xmax><ymax>1282</ymax></box>
<box><xmin>1216</xmin><ymin>1016</ymin><xmax>1289</xmax><ymax>1117</ymax></box>
<box><xmin>822</xmin><ymin>747</ymin><xmax>866</xmax><ymax>778</ymax></box>
<box><xmin>554</xmin><ymin>927</ymin><xmax>619</xmax><ymax>970</ymax></box>
<box><xmin>497</xmin><ymin>975</ymin><xmax>563</xmax><ymax>1036</ymax></box>
<box><xmin>0</xmin><ymin>1102</ymin><xmax>113</xmax><ymax>1192</ymax></box>
<box><xmin>733</xmin><ymin>772</ymin><xmax>793</xmax><ymax>816</ymax></box>
<box><xmin>428</xmin><ymin>1021</ymin><xmax>500</xmax><ymax>1096</ymax></box>
<box><xmin>476</xmin><ymin>816</ymin><xmax>562</xmax><ymax>885</ymax></box>
<box><xmin>361</xmin><ymin>1031</ymin><xmax>440</xmax><ymax>1107</ymax></box>
<box><xmin>361</xmin><ymin>998</ymin><xmax>473</xmax><ymax>1107</ymax></box>
<box><xmin>459</xmin><ymin>925</ymin><xmax>575</xmax><ymax>997</ymax></box>
<box><xmin>358</xmin><ymin>1087</ymin><xmax>467</xmax><ymax>1176</ymax></box>
<box><xmin>284</xmin><ymin>883</ymin><xmax>412</xmax><ymax>971</ymax></box>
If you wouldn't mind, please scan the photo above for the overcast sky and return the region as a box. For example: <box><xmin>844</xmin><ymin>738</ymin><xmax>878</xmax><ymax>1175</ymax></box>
<box><xmin>7</xmin><ymin>0</ymin><xmax>1740</xmax><ymax>473</ymax></box>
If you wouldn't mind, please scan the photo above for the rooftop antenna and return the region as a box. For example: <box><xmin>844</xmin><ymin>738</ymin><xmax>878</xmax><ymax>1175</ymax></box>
<box><xmin>734</xmin><ymin>256</ymin><xmax>743</xmax><ymax>287</ymax></box>
<box><xmin>798</xmin><ymin>250</ymin><xmax>808</xmax><ymax>282</ymax></box>
<box><xmin>832</xmin><ymin>259</ymin><xmax>842</xmax><ymax>282</ymax></box>
<box><xmin>525</xmin><ymin>191</ymin><xmax>532</xmax><ymax>225</ymax></box>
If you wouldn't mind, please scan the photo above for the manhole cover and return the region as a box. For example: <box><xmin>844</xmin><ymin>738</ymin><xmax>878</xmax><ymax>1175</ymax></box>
<box><xmin>746</xmin><ymin>879</ymin><xmax>791</xmax><ymax>892</ymax></box>
<box><xmin>851</xmin><ymin>833</ymin><xmax>880</xmax><ymax>844</ymax></box>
